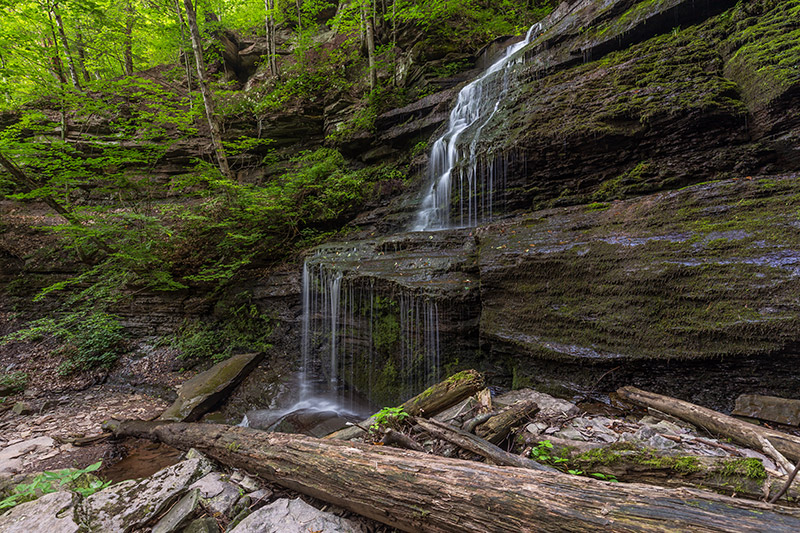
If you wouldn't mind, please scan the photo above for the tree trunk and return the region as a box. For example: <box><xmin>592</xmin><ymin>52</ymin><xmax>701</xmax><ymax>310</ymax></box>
<box><xmin>325</xmin><ymin>370</ymin><xmax>485</xmax><ymax>440</ymax></box>
<box><xmin>124</xmin><ymin>0</ymin><xmax>135</xmax><ymax>76</ymax></box>
<box><xmin>173</xmin><ymin>0</ymin><xmax>193</xmax><ymax>94</ymax></box>
<box><xmin>362</xmin><ymin>0</ymin><xmax>377</xmax><ymax>91</ymax></box>
<box><xmin>51</xmin><ymin>3</ymin><xmax>81</xmax><ymax>89</ymax></box>
<box><xmin>475</xmin><ymin>398</ymin><xmax>539</xmax><ymax>444</ymax></box>
<box><xmin>617</xmin><ymin>387</ymin><xmax>800</xmax><ymax>463</ymax></box>
<box><xmin>264</xmin><ymin>0</ymin><xmax>279</xmax><ymax>77</ymax></box>
<box><xmin>75</xmin><ymin>29</ymin><xmax>91</xmax><ymax>83</ymax></box>
<box><xmin>182</xmin><ymin>0</ymin><xmax>233</xmax><ymax>180</ymax></box>
<box><xmin>113</xmin><ymin>421</ymin><xmax>800</xmax><ymax>532</ymax></box>
<box><xmin>415</xmin><ymin>417</ymin><xmax>557</xmax><ymax>472</ymax></box>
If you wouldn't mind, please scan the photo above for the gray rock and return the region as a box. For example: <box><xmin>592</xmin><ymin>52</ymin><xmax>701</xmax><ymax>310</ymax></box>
<box><xmin>160</xmin><ymin>353</ymin><xmax>264</xmax><ymax>422</ymax></box>
<box><xmin>229</xmin><ymin>498</ymin><xmax>363</xmax><ymax>533</ymax></box>
<box><xmin>80</xmin><ymin>457</ymin><xmax>213</xmax><ymax>532</ymax></box>
<box><xmin>235</xmin><ymin>474</ymin><xmax>260</xmax><ymax>493</ymax></box>
<box><xmin>652</xmin><ymin>420</ymin><xmax>684</xmax><ymax>435</ymax></box>
<box><xmin>11</xmin><ymin>401</ymin><xmax>33</xmax><ymax>416</ymax></box>
<box><xmin>495</xmin><ymin>390</ymin><xmax>580</xmax><ymax>419</ymax></box>
<box><xmin>182</xmin><ymin>517</ymin><xmax>221</xmax><ymax>533</ymax></box>
<box><xmin>0</xmin><ymin>436</ymin><xmax>55</xmax><ymax>476</ymax></box>
<box><xmin>152</xmin><ymin>488</ymin><xmax>201</xmax><ymax>533</ymax></box>
<box><xmin>247</xmin><ymin>488</ymin><xmax>273</xmax><ymax>508</ymax></box>
<box><xmin>733</xmin><ymin>394</ymin><xmax>800</xmax><ymax>427</ymax></box>
<box><xmin>0</xmin><ymin>491</ymin><xmax>79</xmax><ymax>533</ymax></box>
<box><xmin>647</xmin><ymin>434</ymin><xmax>678</xmax><ymax>451</ymax></box>
<box><xmin>190</xmin><ymin>472</ymin><xmax>242</xmax><ymax>517</ymax></box>
<box><xmin>634</xmin><ymin>425</ymin><xmax>657</xmax><ymax>440</ymax></box>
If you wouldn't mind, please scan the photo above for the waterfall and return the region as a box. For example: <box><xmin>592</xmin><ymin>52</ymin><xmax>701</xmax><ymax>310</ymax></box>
<box><xmin>412</xmin><ymin>23</ymin><xmax>540</xmax><ymax>231</ymax></box>
<box><xmin>299</xmin><ymin>255</ymin><xmax>442</xmax><ymax>407</ymax></box>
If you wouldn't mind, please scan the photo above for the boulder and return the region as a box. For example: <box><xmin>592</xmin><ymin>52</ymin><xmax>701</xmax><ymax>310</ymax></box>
<box><xmin>160</xmin><ymin>353</ymin><xmax>265</xmax><ymax>422</ymax></box>
<box><xmin>494</xmin><ymin>389</ymin><xmax>580</xmax><ymax>420</ymax></box>
<box><xmin>152</xmin><ymin>489</ymin><xmax>201</xmax><ymax>533</ymax></box>
<box><xmin>0</xmin><ymin>491</ymin><xmax>79</xmax><ymax>533</ymax></box>
<box><xmin>265</xmin><ymin>408</ymin><xmax>351</xmax><ymax>438</ymax></box>
<box><xmin>189</xmin><ymin>472</ymin><xmax>241</xmax><ymax>517</ymax></box>
<box><xmin>79</xmin><ymin>457</ymin><xmax>213</xmax><ymax>532</ymax></box>
<box><xmin>228</xmin><ymin>498</ymin><xmax>363</xmax><ymax>533</ymax></box>
<box><xmin>183</xmin><ymin>517</ymin><xmax>221</xmax><ymax>533</ymax></box>
<box><xmin>0</xmin><ymin>436</ymin><xmax>55</xmax><ymax>476</ymax></box>
<box><xmin>733</xmin><ymin>394</ymin><xmax>800</xmax><ymax>427</ymax></box>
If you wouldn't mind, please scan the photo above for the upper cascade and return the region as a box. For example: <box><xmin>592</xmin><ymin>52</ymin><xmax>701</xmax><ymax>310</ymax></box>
<box><xmin>411</xmin><ymin>23</ymin><xmax>540</xmax><ymax>231</ymax></box>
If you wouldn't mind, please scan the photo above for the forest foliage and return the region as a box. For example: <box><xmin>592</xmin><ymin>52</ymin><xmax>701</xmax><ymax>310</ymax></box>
<box><xmin>0</xmin><ymin>0</ymin><xmax>553</xmax><ymax>367</ymax></box>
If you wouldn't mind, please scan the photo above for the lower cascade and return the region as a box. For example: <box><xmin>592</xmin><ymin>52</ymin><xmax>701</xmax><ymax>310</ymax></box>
<box><xmin>298</xmin><ymin>247</ymin><xmax>443</xmax><ymax>409</ymax></box>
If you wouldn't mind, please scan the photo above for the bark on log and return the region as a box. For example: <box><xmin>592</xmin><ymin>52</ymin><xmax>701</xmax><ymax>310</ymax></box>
<box><xmin>617</xmin><ymin>387</ymin><xmax>800</xmax><ymax>463</ymax></box>
<box><xmin>114</xmin><ymin>421</ymin><xmax>800</xmax><ymax>532</ymax></box>
<box><xmin>327</xmin><ymin>370</ymin><xmax>485</xmax><ymax>440</ymax></box>
<box><xmin>475</xmin><ymin>398</ymin><xmax>539</xmax><ymax>444</ymax></box>
<box><xmin>415</xmin><ymin>418</ymin><xmax>557</xmax><ymax>472</ymax></box>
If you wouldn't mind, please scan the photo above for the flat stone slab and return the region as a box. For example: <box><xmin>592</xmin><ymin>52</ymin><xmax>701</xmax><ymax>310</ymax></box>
<box><xmin>0</xmin><ymin>491</ymin><xmax>79</xmax><ymax>533</ymax></box>
<box><xmin>152</xmin><ymin>488</ymin><xmax>201</xmax><ymax>533</ymax></box>
<box><xmin>733</xmin><ymin>394</ymin><xmax>800</xmax><ymax>427</ymax></box>
<box><xmin>229</xmin><ymin>498</ymin><xmax>363</xmax><ymax>533</ymax></box>
<box><xmin>160</xmin><ymin>352</ymin><xmax>264</xmax><ymax>422</ymax></box>
<box><xmin>189</xmin><ymin>472</ymin><xmax>241</xmax><ymax>517</ymax></box>
<box><xmin>80</xmin><ymin>457</ymin><xmax>213</xmax><ymax>532</ymax></box>
<box><xmin>0</xmin><ymin>436</ymin><xmax>56</xmax><ymax>476</ymax></box>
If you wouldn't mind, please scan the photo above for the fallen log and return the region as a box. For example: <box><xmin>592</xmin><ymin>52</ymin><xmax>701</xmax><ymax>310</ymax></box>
<box><xmin>114</xmin><ymin>421</ymin><xmax>800</xmax><ymax>532</ymax></box>
<box><xmin>327</xmin><ymin>369</ymin><xmax>485</xmax><ymax>440</ymax></box>
<box><xmin>475</xmin><ymin>398</ymin><xmax>539</xmax><ymax>444</ymax></box>
<box><xmin>617</xmin><ymin>386</ymin><xmax>800</xmax><ymax>463</ymax></box>
<box><xmin>415</xmin><ymin>417</ymin><xmax>557</xmax><ymax>472</ymax></box>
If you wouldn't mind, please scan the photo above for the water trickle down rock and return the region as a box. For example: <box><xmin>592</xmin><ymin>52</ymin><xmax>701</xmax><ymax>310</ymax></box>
<box><xmin>297</xmin><ymin>231</ymin><xmax>479</xmax><ymax>408</ymax></box>
<box><xmin>412</xmin><ymin>23</ymin><xmax>542</xmax><ymax>231</ymax></box>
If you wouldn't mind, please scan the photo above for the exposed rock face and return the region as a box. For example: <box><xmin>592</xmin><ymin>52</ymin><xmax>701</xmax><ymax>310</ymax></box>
<box><xmin>79</xmin><ymin>456</ymin><xmax>213</xmax><ymax>532</ymax></box>
<box><xmin>160</xmin><ymin>352</ymin><xmax>265</xmax><ymax>422</ymax></box>
<box><xmin>733</xmin><ymin>395</ymin><xmax>800</xmax><ymax>427</ymax></box>
<box><xmin>0</xmin><ymin>491</ymin><xmax>80</xmax><ymax>533</ymax></box>
<box><xmin>229</xmin><ymin>498</ymin><xmax>364</xmax><ymax>533</ymax></box>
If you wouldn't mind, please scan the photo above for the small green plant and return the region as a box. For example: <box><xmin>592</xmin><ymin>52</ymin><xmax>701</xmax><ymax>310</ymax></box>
<box><xmin>0</xmin><ymin>461</ymin><xmax>110</xmax><ymax>514</ymax></box>
<box><xmin>529</xmin><ymin>440</ymin><xmax>568</xmax><ymax>464</ymax></box>
<box><xmin>370</xmin><ymin>406</ymin><xmax>410</xmax><ymax>431</ymax></box>
<box><xmin>0</xmin><ymin>371</ymin><xmax>28</xmax><ymax>396</ymax></box>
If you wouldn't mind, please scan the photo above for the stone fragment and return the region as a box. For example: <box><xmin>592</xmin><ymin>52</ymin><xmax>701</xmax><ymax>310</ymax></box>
<box><xmin>494</xmin><ymin>389</ymin><xmax>580</xmax><ymax>419</ymax></box>
<box><xmin>0</xmin><ymin>436</ymin><xmax>55</xmax><ymax>476</ymax></box>
<box><xmin>80</xmin><ymin>458</ymin><xmax>213</xmax><ymax>532</ymax></box>
<box><xmin>182</xmin><ymin>517</ymin><xmax>221</xmax><ymax>533</ymax></box>
<box><xmin>160</xmin><ymin>353</ymin><xmax>264</xmax><ymax>422</ymax></box>
<box><xmin>733</xmin><ymin>394</ymin><xmax>800</xmax><ymax>427</ymax></box>
<box><xmin>0</xmin><ymin>491</ymin><xmax>79</xmax><ymax>533</ymax></box>
<box><xmin>647</xmin><ymin>434</ymin><xmax>678</xmax><ymax>451</ymax></box>
<box><xmin>12</xmin><ymin>402</ymin><xmax>33</xmax><ymax>416</ymax></box>
<box><xmin>152</xmin><ymin>488</ymin><xmax>201</xmax><ymax>533</ymax></box>
<box><xmin>247</xmin><ymin>488</ymin><xmax>273</xmax><ymax>508</ymax></box>
<box><xmin>190</xmin><ymin>472</ymin><xmax>242</xmax><ymax>517</ymax></box>
<box><xmin>228</xmin><ymin>498</ymin><xmax>364</xmax><ymax>533</ymax></box>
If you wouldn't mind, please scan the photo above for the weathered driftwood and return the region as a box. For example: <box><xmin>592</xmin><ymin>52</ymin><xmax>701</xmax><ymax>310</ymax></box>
<box><xmin>569</xmin><ymin>450</ymin><xmax>800</xmax><ymax>503</ymax></box>
<box><xmin>617</xmin><ymin>387</ymin><xmax>800</xmax><ymax>463</ymax></box>
<box><xmin>381</xmin><ymin>428</ymin><xmax>425</xmax><ymax>452</ymax></box>
<box><xmin>475</xmin><ymin>398</ymin><xmax>539</xmax><ymax>444</ymax></box>
<box><xmin>327</xmin><ymin>370</ymin><xmax>485</xmax><ymax>440</ymax></box>
<box><xmin>415</xmin><ymin>417</ymin><xmax>557</xmax><ymax>472</ymax></box>
<box><xmin>114</xmin><ymin>421</ymin><xmax>800</xmax><ymax>532</ymax></box>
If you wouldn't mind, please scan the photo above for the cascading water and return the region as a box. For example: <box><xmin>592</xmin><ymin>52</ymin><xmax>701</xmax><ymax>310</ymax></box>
<box><xmin>412</xmin><ymin>23</ymin><xmax>540</xmax><ymax>231</ymax></box>
<box><xmin>298</xmin><ymin>248</ymin><xmax>443</xmax><ymax>408</ymax></box>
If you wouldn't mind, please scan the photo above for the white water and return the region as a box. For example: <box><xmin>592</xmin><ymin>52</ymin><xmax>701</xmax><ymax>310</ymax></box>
<box><xmin>412</xmin><ymin>24</ymin><xmax>540</xmax><ymax>231</ymax></box>
<box><xmin>299</xmin><ymin>259</ymin><xmax>442</xmax><ymax>407</ymax></box>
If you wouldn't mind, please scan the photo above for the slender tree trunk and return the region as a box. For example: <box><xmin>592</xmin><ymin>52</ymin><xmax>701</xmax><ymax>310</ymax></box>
<box><xmin>124</xmin><ymin>0</ymin><xmax>135</xmax><ymax>75</ymax></box>
<box><xmin>173</xmin><ymin>0</ymin><xmax>193</xmax><ymax>94</ymax></box>
<box><xmin>51</xmin><ymin>3</ymin><xmax>81</xmax><ymax>89</ymax></box>
<box><xmin>182</xmin><ymin>0</ymin><xmax>233</xmax><ymax>180</ymax></box>
<box><xmin>75</xmin><ymin>29</ymin><xmax>91</xmax><ymax>83</ymax></box>
<box><xmin>264</xmin><ymin>0</ymin><xmax>279</xmax><ymax>77</ymax></box>
<box><xmin>295</xmin><ymin>0</ymin><xmax>302</xmax><ymax>29</ymax></box>
<box><xmin>363</xmin><ymin>0</ymin><xmax>377</xmax><ymax>91</ymax></box>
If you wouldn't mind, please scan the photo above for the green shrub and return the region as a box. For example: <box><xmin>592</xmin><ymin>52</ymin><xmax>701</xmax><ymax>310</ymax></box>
<box><xmin>0</xmin><ymin>462</ymin><xmax>110</xmax><ymax>514</ymax></box>
<box><xmin>0</xmin><ymin>371</ymin><xmax>28</xmax><ymax>396</ymax></box>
